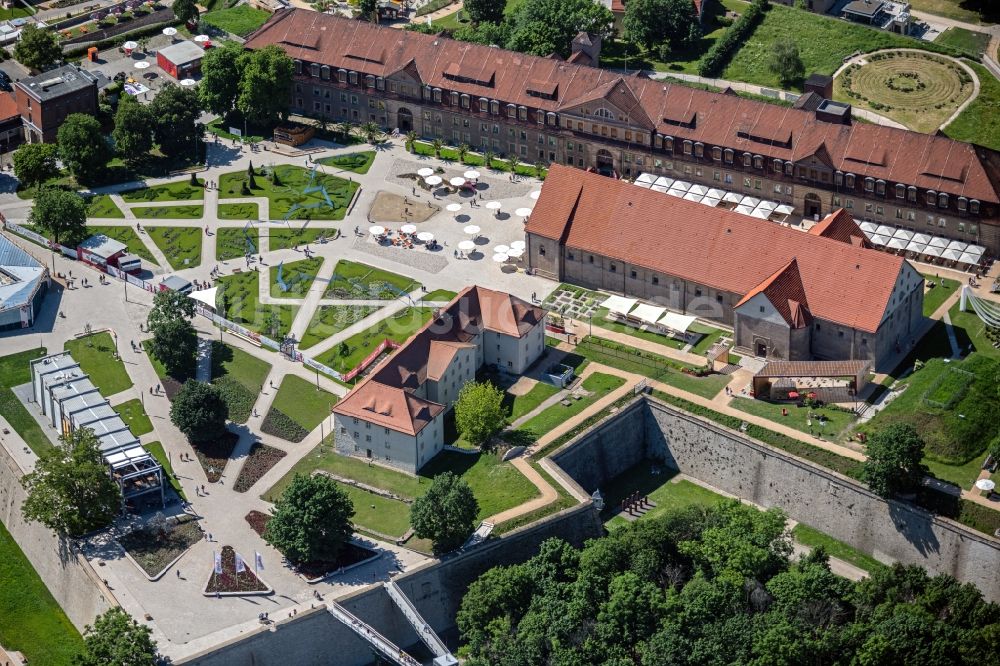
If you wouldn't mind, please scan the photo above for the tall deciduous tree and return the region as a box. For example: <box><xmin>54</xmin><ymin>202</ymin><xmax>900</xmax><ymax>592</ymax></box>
<box><xmin>12</xmin><ymin>143</ymin><xmax>59</xmax><ymax>190</ymax></box>
<box><xmin>170</xmin><ymin>380</ymin><xmax>229</xmax><ymax>444</ymax></box>
<box><xmin>507</xmin><ymin>0</ymin><xmax>614</xmax><ymax>58</ymax></box>
<box><xmin>147</xmin><ymin>289</ymin><xmax>198</xmax><ymax>378</ymax></box>
<box><xmin>861</xmin><ymin>423</ymin><xmax>927</xmax><ymax>498</ymax></box>
<box><xmin>768</xmin><ymin>39</ymin><xmax>805</xmax><ymax>88</ymax></box>
<box><xmin>57</xmin><ymin>114</ymin><xmax>111</xmax><ymax>183</ymax></box>
<box><xmin>149</xmin><ymin>84</ymin><xmax>203</xmax><ymax>159</ymax></box>
<box><xmin>76</xmin><ymin>607</ymin><xmax>158</xmax><ymax>666</ymax></box>
<box><xmin>236</xmin><ymin>45</ymin><xmax>293</xmax><ymax>126</ymax></box>
<box><xmin>28</xmin><ymin>187</ymin><xmax>87</xmax><ymax>245</ymax></box>
<box><xmin>454</xmin><ymin>381</ymin><xmax>506</xmax><ymax>445</ymax></box>
<box><xmin>464</xmin><ymin>0</ymin><xmax>506</xmax><ymax>25</ymax></box>
<box><xmin>410</xmin><ymin>472</ymin><xmax>479</xmax><ymax>554</ymax></box>
<box><xmin>21</xmin><ymin>428</ymin><xmax>121</xmax><ymax>536</ymax></box>
<box><xmin>112</xmin><ymin>95</ymin><xmax>153</xmax><ymax>167</ymax></box>
<box><xmin>358</xmin><ymin>0</ymin><xmax>377</xmax><ymax>21</ymax></box>
<box><xmin>264</xmin><ymin>473</ymin><xmax>355</xmax><ymax>563</ymax></box>
<box><xmin>172</xmin><ymin>0</ymin><xmax>199</xmax><ymax>25</ymax></box>
<box><xmin>623</xmin><ymin>0</ymin><xmax>701</xmax><ymax>51</ymax></box>
<box><xmin>13</xmin><ymin>23</ymin><xmax>61</xmax><ymax>71</ymax></box>
<box><xmin>198</xmin><ymin>41</ymin><xmax>243</xmax><ymax>116</ymax></box>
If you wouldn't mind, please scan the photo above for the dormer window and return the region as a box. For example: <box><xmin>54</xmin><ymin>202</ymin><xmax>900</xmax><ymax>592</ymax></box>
<box><xmin>724</xmin><ymin>148</ymin><xmax>733</xmax><ymax>163</ymax></box>
<box><xmin>907</xmin><ymin>185</ymin><xmax>917</xmax><ymax>202</ymax></box>
<box><xmin>364</xmin><ymin>75</ymin><xmax>375</xmax><ymax>88</ymax></box>
<box><xmin>895</xmin><ymin>183</ymin><xmax>905</xmax><ymax>198</ymax></box>
<box><xmin>310</xmin><ymin>63</ymin><xmax>320</xmax><ymax>77</ymax></box>
<box><xmin>926</xmin><ymin>189</ymin><xmax>936</xmax><ymax>205</ymax></box>
<box><xmin>753</xmin><ymin>155</ymin><xmax>763</xmax><ymax>169</ymax></box>
<box><xmin>664</xmin><ymin>136</ymin><xmax>674</xmax><ymax>152</ymax></box>
<box><xmin>505</xmin><ymin>103</ymin><xmax>515</xmax><ymax>118</ymax></box>
<box><xmin>450</xmin><ymin>91</ymin><xmax>459</xmax><ymax>105</ymax></box>
<box><xmin>694</xmin><ymin>142</ymin><xmax>703</xmax><ymax>157</ymax></box>
<box><xmin>376</xmin><ymin>76</ymin><xmax>384</xmax><ymax>90</ymax></box>
<box><xmin>337</xmin><ymin>68</ymin><xmax>347</xmax><ymax>82</ymax></box>
<box><xmin>294</xmin><ymin>59</ymin><xmax>302</xmax><ymax>74</ymax></box>
<box><xmin>478</xmin><ymin>97</ymin><xmax>488</xmax><ymax>112</ymax></box>
<box><xmin>835</xmin><ymin>170</ymin><xmax>843</xmax><ymax>186</ymax></box>
<box><xmin>460</xmin><ymin>93</ymin><xmax>470</xmax><ymax>108</ymax></box>
<box><xmin>938</xmin><ymin>192</ymin><xmax>949</xmax><ymax>208</ymax></box>
<box><xmin>864</xmin><ymin>177</ymin><xmax>874</xmax><ymax>192</ymax></box>
<box><xmin>348</xmin><ymin>71</ymin><xmax>358</xmax><ymax>85</ymax></box>
<box><xmin>490</xmin><ymin>100</ymin><xmax>499</xmax><ymax>115</ymax></box>
<box><xmin>773</xmin><ymin>158</ymin><xmax>782</xmax><ymax>172</ymax></box>
<box><xmin>845</xmin><ymin>173</ymin><xmax>855</xmax><ymax>188</ymax></box>
<box><xmin>683</xmin><ymin>140</ymin><xmax>693</xmax><ymax>155</ymax></box>
<box><xmin>536</xmin><ymin>109</ymin><xmax>544</xmax><ymax>124</ymax></box>
<box><xmin>742</xmin><ymin>152</ymin><xmax>751</xmax><ymax>166</ymax></box>
<box><xmin>547</xmin><ymin>111</ymin><xmax>557</xmax><ymax>126</ymax></box>
<box><xmin>958</xmin><ymin>196</ymin><xmax>968</xmax><ymax>211</ymax></box>
<box><xmin>712</xmin><ymin>146</ymin><xmax>722</xmax><ymax>161</ymax></box>
<box><xmin>432</xmin><ymin>88</ymin><xmax>442</xmax><ymax>102</ymax></box>
<box><xmin>784</xmin><ymin>162</ymin><xmax>793</xmax><ymax>175</ymax></box>
<box><xmin>320</xmin><ymin>65</ymin><xmax>330</xmax><ymax>80</ymax></box>
<box><xmin>970</xmin><ymin>199</ymin><xmax>980</xmax><ymax>214</ymax></box>
<box><xmin>876</xmin><ymin>180</ymin><xmax>885</xmax><ymax>195</ymax></box>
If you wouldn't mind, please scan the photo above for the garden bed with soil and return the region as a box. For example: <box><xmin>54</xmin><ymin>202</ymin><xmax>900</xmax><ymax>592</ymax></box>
<box><xmin>194</xmin><ymin>432</ymin><xmax>239</xmax><ymax>483</ymax></box>
<box><xmin>203</xmin><ymin>545</ymin><xmax>271</xmax><ymax>595</ymax></box>
<box><xmin>118</xmin><ymin>514</ymin><xmax>202</xmax><ymax>579</ymax></box>
<box><xmin>260</xmin><ymin>407</ymin><xmax>310</xmax><ymax>443</ymax></box>
<box><xmin>243</xmin><ymin>510</ymin><xmax>379</xmax><ymax>580</ymax></box>
<box><xmin>233</xmin><ymin>443</ymin><xmax>286</xmax><ymax>493</ymax></box>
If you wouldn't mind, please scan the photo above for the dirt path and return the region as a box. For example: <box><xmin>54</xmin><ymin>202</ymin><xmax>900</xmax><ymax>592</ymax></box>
<box><xmin>486</xmin><ymin>457</ymin><xmax>559</xmax><ymax>525</ymax></box>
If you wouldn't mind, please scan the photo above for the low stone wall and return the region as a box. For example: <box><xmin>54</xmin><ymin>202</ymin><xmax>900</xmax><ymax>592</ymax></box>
<box><xmin>178</xmin><ymin>501</ymin><xmax>603</xmax><ymax>665</ymax></box>
<box><xmin>0</xmin><ymin>441</ymin><xmax>116</xmax><ymax>631</ymax></box>
<box><xmin>551</xmin><ymin>395</ymin><xmax>1000</xmax><ymax>602</ymax></box>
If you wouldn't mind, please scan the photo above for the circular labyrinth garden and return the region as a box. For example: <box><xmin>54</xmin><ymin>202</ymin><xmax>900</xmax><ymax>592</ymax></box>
<box><xmin>834</xmin><ymin>51</ymin><xmax>975</xmax><ymax>133</ymax></box>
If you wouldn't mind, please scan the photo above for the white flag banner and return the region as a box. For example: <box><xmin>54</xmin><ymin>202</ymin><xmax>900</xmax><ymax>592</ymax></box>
<box><xmin>235</xmin><ymin>552</ymin><xmax>246</xmax><ymax>574</ymax></box>
<box><xmin>255</xmin><ymin>551</ymin><xmax>264</xmax><ymax>572</ymax></box>
<box><xmin>213</xmin><ymin>551</ymin><xmax>222</xmax><ymax>575</ymax></box>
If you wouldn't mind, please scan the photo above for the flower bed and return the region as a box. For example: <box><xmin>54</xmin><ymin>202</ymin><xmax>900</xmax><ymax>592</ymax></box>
<box><xmin>260</xmin><ymin>407</ymin><xmax>310</xmax><ymax>443</ymax></box>
<box><xmin>194</xmin><ymin>431</ymin><xmax>239</xmax><ymax>483</ymax></box>
<box><xmin>213</xmin><ymin>375</ymin><xmax>256</xmax><ymax>424</ymax></box>
<box><xmin>118</xmin><ymin>514</ymin><xmax>202</xmax><ymax>578</ymax></box>
<box><xmin>233</xmin><ymin>444</ymin><xmax>286</xmax><ymax>493</ymax></box>
<box><xmin>204</xmin><ymin>546</ymin><xmax>269</xmax><ymax>594</ymax></box>
<box><xmin>243</xmin><ymin>511</ymin><xmax>378</xmax><ymax>580</ymax></box>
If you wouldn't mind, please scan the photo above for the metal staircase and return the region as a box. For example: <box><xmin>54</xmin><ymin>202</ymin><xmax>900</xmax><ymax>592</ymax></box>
<box><xmin>383</xmin><ymin>581</ymin><xmax>458</xmax><ymax>666</ymax></box>
<box><xmin>326</xmin><ymin>601</ymin><xmax>420</xmax><ymax>666</ymax></box>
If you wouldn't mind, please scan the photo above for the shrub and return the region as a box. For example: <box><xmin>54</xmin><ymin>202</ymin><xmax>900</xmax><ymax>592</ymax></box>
<box><xmin>260</xmin><ymin>408</ymin><xmax>310</xmax><ymax>443</ymax></box>
<box><xmin>212</xmin><ymin>375</ymin><xmax>255</xmax><ymax>424</ymax></box>
<box><xmin>698</xmin><ymin>0</ymin><xmax>767</xmax><ymax>77</ymax></box>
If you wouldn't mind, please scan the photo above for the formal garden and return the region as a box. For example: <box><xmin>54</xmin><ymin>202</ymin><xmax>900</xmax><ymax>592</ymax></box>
<box><xmin>144</xmin><ymin>226</ymin><xmax>203</xmax><ymax>270</ymax></box>
<box><xmin>314</xmin><ymin>306</ymin><xmax>434</xmax><ymax>373</ymax></box>
<box><xmin>269</xmin><ymin>256</ymin><xmax>324</xmax><ymax>299</ymax></box>
<box><xmin>118</xmin><ymin>514</ymin><xmax>203</xmax><ymax>578</ymax></box>
<box><xmin>216</xmin><ymin>226</ymin><xmax>258</xmax><ymax>261</ymax></box>
<box><xmin>132</xmin><ymin>205</ymin><xmax>204</xmax><ymax>220</ymax></box>
<box><xmin>210</xmin><ymin>342</ymin><xmax>272</xmax><ymax>424</ymax></box>
<box><xmin>120</xmin><ymin>178</ymin><xmax>205</xmax><ymax>203</ymax></box>
<box><xmin>218</xmin><ymin>203</ymin><xmax>260</xmax><ymax>220</ymax></box>
<box><xmin>84</xmin><ymin>194</ymin><xmax>125</xmax><ymax>219</ymax></box>
<box><xmin>215</xmin><ymin>271</ymin><xmax>298</xmax><ymax>339</ymax></box>
<box><xmin>218</xmin><ymin>165</ymin><xmax>358</xmax><ymax>221</ymax></box>
<box><xmin>299</xmin><ymin>304</ymin><xmax>382</xmax><ymax>350</ymax></box>
<box><xmin>267</xmin><ymin>225</ymin><xmax>339</xmax><ymax>251</ymax></box>
<box><xmin>834</xmin><ymin>51</ymin><xmax>974</xmax><ymax>132</ymax></box>
<box><xmin>326</xmin><ymin>259</ymin><xmax>421</xmax><ymax>299</ymax></box>
<box><xmin>260</xmin><ymin>374</ymin><xmax>338</xmax><ymax>443</ymax></box>
<box><xmin>317</xmin><ymin>151</ymin><xmax>376</xmax><ymax>175</ymax></box>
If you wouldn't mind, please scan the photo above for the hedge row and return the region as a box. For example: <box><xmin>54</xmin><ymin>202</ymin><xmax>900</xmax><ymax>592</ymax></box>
<box><xmin>698</xmin><ymin>0</ymin><xmax>768</xmax><ymax>77</ymax></box>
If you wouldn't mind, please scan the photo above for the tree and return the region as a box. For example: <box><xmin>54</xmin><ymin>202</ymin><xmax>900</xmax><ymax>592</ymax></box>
<box><xmin>507</xmin><ymin>153</ymin><xmax>520</xmax><ymax>175</ymax></box>
<box><xmin>57</xmin><ymin>114</ymin><xmax>111</xmax><ymax>183</ymax></box>
<box><xmin>172</xmin><ymin>0</ymin><xmax>199</xmax><ymax>25</ymax></box>
<box><xmin>410</xmin><ymin>472</ymin><xmax>479</xmax><ymax>554</ymax></box>
<box><xmin>12</xmin><ymin>143</ymin><xmax>58</xmax><ymax>190</ymax></box>
<box><xmin>432</xmin><ymin>138</ymin><xmax>443</xmax><ymax>157</ymax></box>
<box><xmin>454</xmin><ymin>381</ymin><xmax>506</xmax><ymax>445</ymax></box>
<box><xmin>149</xmin><ymin>84</ymin><xmax>203</xmax><ymax>159</ymax></box>
<box><xmin>76</xmin><ymin>607</ymin><xmax>158</xmax><ymax>666</ymax></box>
<box><xmin>149</xmin><ymin>317</ymin><xmax>198</xmax><ymax>379</ymax></box>
<box><xmin>358</xmin><ymin>0</ymin><xmax>377</xmax><ymax>21</ymax></box>
<box><xmin>198</xmin><ymin>40</ymin><xmax>243</xmax><ymax>116</ymax></box>
<box><xmin>264</xmin><ymin>473</ymin><xmax>354</xmax><ymax>563</ymax></box>
<box><xmin>358</xmin><ymin>120</ymin><xmax>383</xmax><ymax>144</ymax></box>
<box><xmin>623</xmin><ymin>0</ymin><xmax>700</xmax><ymax>51</ymax></box>
<box><xmin>148</xmin><ymin>288</ymin><xmax>197</xmax><ymax>329</ymax></box>
<box><xmin>13</xmin><ymin>23</ymin><xmax>61</xmax><ymax>71</ymax></box>
<box><xmin>861</xmin><ymin>423</ymin><xmax>927</xmax><ymax>498</ymax></box>
<box><xmin>21</xmin><ymin>428</ymin><xmax>121</xmax><ymax>536</ymax></box>
<box><xmin>112</xmin><ymin>95</ymin><xmax>153</xmax><ymax>167</ymax></box>
<box><xmin>507</xmin><ymin>0</ymin><xmax>614</xmax><ymax>58</ymax></box>
<box><xmin>457</xmin><ymin>143</ymin><xmax>470</xmax><ymax>164</ymax></box>
<box><xmin>28</xmin><ymin>187</ymin><xmax>87</xmax><ymax>246</ymax></box>
<box><xmin>483</xmin><ymin>150</ymin><xmax>495</xmax><ymax>168</ymax></box>
<box><xmin>170</xmin><ymin>380</ymin><xmax>229</xmax><ymax>444</ymax></box>
<box><xmin>464</xmin><ymin>0</ymin><xmax>506</xmax><ymax>25</ymax></box>
<box><xmin>769</xmin><ymin>39</ymin><xmax>805</xmax><ymax>88</ymax></box>
<box><xmin>404</xmin><ymin>130</ymin><xmax>418</xmax><ymax>152</ymax></box>
<box><xmin>236</xmin><ymin>45</ymin><xmax>294</xmax><ymax>126</ymax></box>
<box><xmin>338</xmin><ymin>121</ymin><xmax>355</xmax><ymax>142</ymax></box>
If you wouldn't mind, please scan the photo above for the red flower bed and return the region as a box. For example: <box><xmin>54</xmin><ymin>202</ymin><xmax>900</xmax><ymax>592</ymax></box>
<box><xmin>242</xmin><ymin>511</ymin><xmax>377</xmax><ymax>580</ymax></box>
<box><xmin>233</xmin><ymin>444</ymin><xmax>286</xmax><ymax>493</ymax></box>
<box><xmin>205</xmin><ymin>545</ymin><xmax>268</xmax><ymax>594</ymax></box>
<box><xmin>194</xmin><ymin>431</ymin><xmax>239</xmax><ymax>483</ymax></box>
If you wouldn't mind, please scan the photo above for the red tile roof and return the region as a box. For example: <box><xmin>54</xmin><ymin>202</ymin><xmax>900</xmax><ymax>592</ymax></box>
<box><xmin>735</xmin><ymin>259</ymin><xmax>812</xmax><ymax>329</ymax></box>
<box><xmin>333</xmin><ymin>286</ymin><xmax>545</xmax><ymax>435</ymax></box>
<box><xmin>528</xmin><ymin>165</ymin><xmax>908</xmax><ymax>333</ymax></box>
<box><xmin>246</xmin><ymin>10</ymin><xmax>999</xmax><ymax>203</ymax></box>
<box><xmin>809</xmin><ymin>208</ymin><xmax>871</xmax><ymax>248</ymax></box>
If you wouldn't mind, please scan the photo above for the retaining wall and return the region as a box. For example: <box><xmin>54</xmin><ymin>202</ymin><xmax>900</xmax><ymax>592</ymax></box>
<box><xmin>552</xmin><ymin>395</ymin><xmax>1000</xmax><ymax>601</ymax></box>
<box><xmin>0</xmin><ymin>442</ymin><xmax>115</xmax><ymax>631</ymax></box>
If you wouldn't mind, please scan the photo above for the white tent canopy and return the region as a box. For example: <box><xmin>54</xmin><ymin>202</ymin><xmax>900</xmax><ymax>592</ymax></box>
<box><xmin>905</xmin><ymin>239</ymin><xmax>927</xmax><ymax>254</ymax></box>
<box><xmin>631</xmin><ymin>303</ymin><xmax>667</xmax><ymax>325</ymax></box>
<box><xmin>602</xmin><ymin>295</ymin><xmax>638</xmax><ymax>315</ymax></box>
<box><xmin>658</xmin><ymin>310</ymin><xmax>697</xmax><ymax>334</ymax></box>
<box><xmin>635</xmin><ymin>173</ymin><xmax>656</xmax><ymax>186</ymax></box>
<box><xmin>189</xmin><ymin>287</ymin><xmax>217</xmax><ymax>309</ymax></box>
<box><xmin>683</xmin><ymin>191</ymin><xmax>705</xmax><ymax>203</ymax></box>
<box><xmin>859</xmin><ymin>221</ymin><xmax>878</xmax><ymax>233</ymax></box>
<box><xmin>893</xmin><ymin>228</ymin><xmax>914</xmax><ymax>241</ymax></box>
<box><xmin>886</xmin><ymin>236</ymin><xmax>908</xmax><ymax>250</ymax></box>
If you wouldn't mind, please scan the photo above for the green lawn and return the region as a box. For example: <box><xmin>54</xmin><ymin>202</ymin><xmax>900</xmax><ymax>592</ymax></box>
<box><xmin>120</xmin><ymin>178</ymin><xmax>204</xmax><ymax>203</ymax></box>
<box><xmin>201</xmin><ymin>5</ymin><xmax>270</xmax><ymax>36</ymax></box>
<box><xmin>216</xmin><ymin>226</ymin><xmax>258</xmax><ymax>261</ymax></box>
<box><xmin>86</xmin><ymin>225</ymin><xmax>157</xmax><ymax>265</ymax></box>
<box><xmin>132</xmin><ymin>205</ymin><xmax>204</xmax><ymax>220</ymax></box>
<box><xmin>792</xmin><ymin>523</ymin><xmax>885</xmax><ymax>574</ymax></box>
<box><xmin>603</xmin><ymin>464</ymin><xmax>729</xmax><ymax>529</ymax></box>
<box><xmin>266</xmin><ymin>225</ymin><xmax>339</xmax><ymax>251</ymax></box>
<box><xmin>270</xmin><ymin>256</ymin><xmax>324</xmax><ymax>299</ymax></box>
<box><xmin>317</xmin><ymin>151</ymin><xmax>376</xmax><ymax>175</ymax></box>
<box><xmin>922</xmin><ymin>274</ymin><xmax>960</xmax><ymax>317</ymax></box>
<box><xmin>218</xmin><ymin>165</ymin><xmax>358</xmax><ymax>221</ymax></box>
<box><xmin>514</xmin><ymin>372</ymin><xmax>626</xmax><ymax>439</ymax></box>
<box><xmin>908</xmin><ymin>0</ymin><xmax>997</xmax><ymax>24</ymax></box>
<box><xmin>218</xmin><ymin>203</ymin><xmax>260</xmax><ymax>220</ymax></box>
<box><xmin>923</xmin><ymin>454</ymin><xmax>987</xmax><ymax>490</ymax></box>
<box><xmin>326</xmin><ymin>259</ymin><xmax>421</xmax><ymax>299</ymax></box>
<box><xmin>422</xmin><ymin>289</ymin><xmax>458</xmax><ymax>302</ymax></box>
<box><xmin>299</xmin><ymin>304</ymin><xmax>382</xmax><ymax>350</ymax></box>
<box><xmin>145</xmin><ymin>226</ymin><xmax>203</xmax><ymax>270</ymax></box>
<box><xmin>85</xmin><ymin>194</ymin><xmax>125</xmax><ymax>218</ymax></box>
<box><xmin>935</xmin><ymin>26</ymin><xmax>992</xmax><ymax>57</ymax></box>
<box><xmin>266</xmin><ymin>446</ymin><xmax>539</xmax><ymax>525</ymax></box>
<box><xmin>411</xmin><ymin>141</ymin><xmax>545</xmax><ymax>178</ymax></box>
<box><xmin>728</xmin><ymin>396</ymin><xmax>856</xmax><ymax>440</ymax></box>
<box><xmin>315</xmin><ymin>307</ymin><xmax>434</xmax><ymax>372</ymax></box>
<box><xmin>270</xmin><ymin>375</ymin><xmax>338</xmax><ymax>432</ymax></box>
<box><xmin>211</xmin><ymin>343</ymin><xmax>271</xmax><ymax>392</ymax></box>
<box><xmin>64</xmin><ymin>332</ymin><xmax>133</xmax><ymax>396</ymax></box>
<box><xmin>340</xmin><ymin>484</ymin><xmax>413</xmax><ymax>537</ymax></box>
<box><xmin>144</xmin><ymin>440</ymin><xmax>186</xmax><ymax>501</ymax></box>
<box><xmin>0</xmin><ymin>348</ymin><xmax>54</xmax><ymax>455</ymax></box>
<box><xmin>0</xmin><ymin>520</ymin><xmax>83</xmax><ymax>665</ymax></box>
<box><xmin>506</xmin><ymin>380</ymin><xmax>561</xmax><ymax>421</ymax></box>
<box><xmin>112</xmin><ymin>398</ymin><xmax>153</xmax><ymax>436</ymax></box>
<box><xmin>948</xmin><ymin>301</ymin><xmax>1000</xmax><ymax>360</ymax></box>
<box><xmin>944</xmin><ymin>62</ymin><xmax>1000</xmax><ymax>151</ymax></box>
<box><xmin>723</xmin><ymin>2</ymin><xmax>958</xmax><ymax>91</ymax></box>
<box><xmin>215</xmin><ymin>271</ymin><xmax>298</xmax><ymax>339</ymax></box>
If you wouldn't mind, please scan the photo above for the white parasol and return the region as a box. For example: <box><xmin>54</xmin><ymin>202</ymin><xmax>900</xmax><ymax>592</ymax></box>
<box><xmin>369</xmin><ymin>225</ymin><xmax>386</xmax><ymax>235</ymax></box>
<box><xmin>445</xmin><ymin>203</ymin><xmax>462</xmax><ymax>213</ymax></box>
<box><xmin>416</xmin><ymin>231</ymin><xmax>435</xmax><ymax>242</ymax></box>
<box><xmin>123</xmin><ymin>40</ymin><xmax>138</xmax><ymax>50</ymax></box>
<box><xmin>162</xmin><ymin>26</ymin><xmax>177</xmax><ymax>37</ymax></box>
<box><xmin>493</xmin><ymin>245</ymin><xmax>510</xmax><ymax>254</ymax></box>
<box><xmin>510</xmin><ymin>240</ymin><xmax>525</xmax><ymax>250</ymax></box>
<box><xmin>424</xmin><ymin>175</ymin><xmax>442</xmax><ymax>186</ymax></box>
<box><xmin>514</xmin><ymin>207</ymin><xmax>533</xmax><ymax>217</ymax></box>
<box><xmin>463</xmin><ymin>225</ymin><xmax>480</xmax><ymax>235</ymax></box>
<box><xmin>485</xmin><ymin>201</ymin><xmax>502</xmax><ymax>211</ymax></box>
<box><xmin>529</xmin><ymin>190</ymin><xmax>541</xmax><ymax>200</ymax></box>
<box><xmin>507</xmin><ymin>247</ymin><xmax>524</xmax><ymax>258</ymax></box>
<box><xmin>975</xmin><ymin>479</ymin><xmax>996</xmax><ymax>492</ymax></box>
<box><xmin>463</xmin><ymin>170</ymin><xmax>480</xmax><ymax>180</ymax></box>
<box><xmin>417</xmin><ymin>167</ymin><xmax>434</xmax><ymax>177</ymax></box>
<box><xmin>449</xmin><ymin>176</ymin><xmax>465</xmax><ymax>187</ymax></box>
<box><xmin>194</xmin><ymin>34</ymin><xmax>210</xmax><ymax>42</ymax></box>
<box><xmin>492</xmin><ymin>253</ymin><xmax>508</xmax><ymax>263</ymax></box>
<box><xmin>179</xmin><ymin>78</ymin><xmax>196</xmax><ymax>87</ymax></box>
<box><xmin>134</xmin><ymin>61</ymin><xmax>150</xmax><ymax>69</ymax></box>
<box><xmin>400</xmin><ymin>224</ymin><xmax>417</xmax><ymax>234</ymax></box>
<box><xmin>458</xmin><ymin>240</ymin><xmax>475</xmax><ymax>251</ymax></box>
